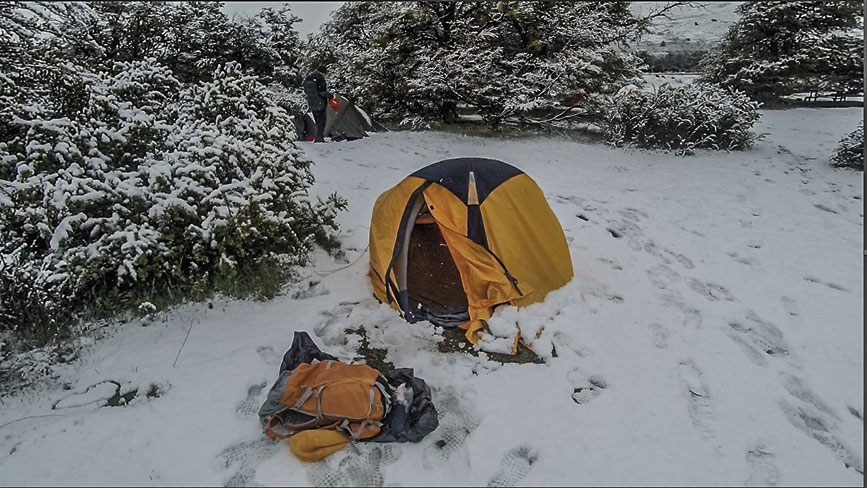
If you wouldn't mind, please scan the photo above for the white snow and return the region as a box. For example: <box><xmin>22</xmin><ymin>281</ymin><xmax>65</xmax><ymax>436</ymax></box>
<box><xmin>0</xmin><ymin>106</ymin><xmax>862</xmax><ymax>486</ymax></box>
<box><xmin>631</xmin><ymin>2</ymin><xmax>742</xmax><ymax>54</ymax></box>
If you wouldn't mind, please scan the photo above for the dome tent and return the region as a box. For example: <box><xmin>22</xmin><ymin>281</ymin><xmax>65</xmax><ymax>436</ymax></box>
<box><xmin>296</xmin><ymin>93</ymin><xmax>376</xmax><ymax>141</ymax></box>
<box><xmin>368</xmin><ymin>157</ymin><xmax>573</xmax><ymax>353</ymax></box>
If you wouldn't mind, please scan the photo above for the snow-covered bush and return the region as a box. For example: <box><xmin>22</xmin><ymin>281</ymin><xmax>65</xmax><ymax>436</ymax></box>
<box><xmin>0</xmin><ymin>59</ymin><xmax>177</xmax><ymax>337</ymax></box>
<box><xmin>142</xmin><ymin>62</ymin><xmax>346</xmax><ymax>289</ymax></box>
<box><xmin>604</xmin><ymin>82</ymin><xmax>761</xmax><ymax>155</ymax></box>
<box><xmin>0</xmin><ymin>60</ymin><xmax>346</xmax><ymax>340</ymax></box>
<box><xmin>831</xmin><ymin>122</ymin><xmax>863</xmax><ymax>170</ymax></box>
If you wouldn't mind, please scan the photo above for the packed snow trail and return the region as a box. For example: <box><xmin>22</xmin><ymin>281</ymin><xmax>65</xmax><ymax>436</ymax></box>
<box><xmin>0</xmin><ymin>108</ymin><xmax>861</xmax><ymax>486</ymax></box>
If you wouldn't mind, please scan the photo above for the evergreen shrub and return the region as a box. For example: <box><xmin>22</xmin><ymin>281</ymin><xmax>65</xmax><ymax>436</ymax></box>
<box><xmin>0</xmin><ymin>60</ymin><xmax>346</xmax><ymax>341</ymax></box>
<box><xmin>831</xmin><ymin>122</ymin><xmax>863</xmax><ymax>170</ymax></box>
<box><xmin>604</xmin><ymin>82</ymin><xmax>761</xmax><ymax>154</ymax></box>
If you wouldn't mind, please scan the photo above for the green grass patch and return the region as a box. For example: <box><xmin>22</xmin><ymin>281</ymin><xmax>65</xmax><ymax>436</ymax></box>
<box><xmin>76</xmin><ymin>258</ymin><xmax>293</xmax><ymax>325</ymax></box>
<box><xmin>346</xmin><ymin>326</ymin><xmax>395</xmax><ymax>375</ymax></box>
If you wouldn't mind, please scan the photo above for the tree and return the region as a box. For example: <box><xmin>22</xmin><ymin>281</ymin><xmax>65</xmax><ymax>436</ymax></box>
<box><xmin>255</xmin><ymin>5</ymin><xmax>306</xmax><ymax>87</ymax></box>
<box><xmin>52</xmin><ymin>1</ymin><xmax>306</xmax><ymax>86</ymax></box>
<box><xmin>307</xmin><ymin>1</ymin><xmax>656</xmax><ymax>128</ymax></box>
<box><xmin>699</xmin><ymin>1</ymin><xmax>864</xmax><ymax>100</ymax></box>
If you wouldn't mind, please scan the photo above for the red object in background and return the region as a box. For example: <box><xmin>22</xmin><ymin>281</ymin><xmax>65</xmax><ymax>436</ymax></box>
<box><xmin>328</xmin><ymin>97</ymin><xmax>340</xmax><ymax>111</ymax></box>
<box><xmin>306</xmin><ymin>136</ymin><xmax>315</xmax><ymax>141</ymax></box>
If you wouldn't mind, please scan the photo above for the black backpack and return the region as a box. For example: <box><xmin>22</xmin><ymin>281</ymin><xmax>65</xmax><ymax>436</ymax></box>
<box><xmin>303</xmin><ymin>78</ymin><xmax>319</xmax><ymax>101</ymax></box>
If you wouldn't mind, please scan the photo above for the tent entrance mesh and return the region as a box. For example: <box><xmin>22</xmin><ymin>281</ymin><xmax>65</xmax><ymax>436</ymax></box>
<box><xmin>406</xmin><ymin>222</ymin><xmax>469</xmax><ymax>327</ymax></box>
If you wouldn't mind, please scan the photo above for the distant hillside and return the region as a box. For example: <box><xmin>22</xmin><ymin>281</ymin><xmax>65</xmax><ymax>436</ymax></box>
<box><xmin>631</xmin><ymin>2</ymin><xmax>741</xmax><ymax>54</ymax></box>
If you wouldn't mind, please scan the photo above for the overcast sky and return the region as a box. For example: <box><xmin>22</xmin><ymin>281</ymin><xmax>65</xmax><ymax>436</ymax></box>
<box><xmin>222</xmin><ymin>2</ymin><xmax>344</xmax><ymax>37</ymax></box>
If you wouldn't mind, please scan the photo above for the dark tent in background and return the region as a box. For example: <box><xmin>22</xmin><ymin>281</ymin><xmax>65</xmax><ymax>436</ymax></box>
<box><xmin>294</xmin><ymin>94</ymin><xmax>376</xmax><ymax>142</ymax></box>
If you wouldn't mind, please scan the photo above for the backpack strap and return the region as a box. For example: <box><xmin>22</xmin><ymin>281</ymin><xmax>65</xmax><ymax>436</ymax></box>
<box><xmin>265</xmin><ymin>414</ymin><xmax>293</xmax><ymax>440</ymax></box>
<box><xmin>374</xmin><ymin>380</ymin><xmax>392</xmax><ymax>418</ymax></box>
<box><xmin>293</xmin><ymin>386</ymin><xmax>314</xmax><ymax>409</ymax></box>
<box><xmin>336</xmin><ymin>418</ymin><xmax>367</xmax><ymax>442</ymax></box>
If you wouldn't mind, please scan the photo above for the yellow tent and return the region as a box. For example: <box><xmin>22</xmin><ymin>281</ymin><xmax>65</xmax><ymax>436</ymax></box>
<box><xmin>368</xmin><ymin>158</ymin><xmax>573</xmax><ymax>353</ymax></box>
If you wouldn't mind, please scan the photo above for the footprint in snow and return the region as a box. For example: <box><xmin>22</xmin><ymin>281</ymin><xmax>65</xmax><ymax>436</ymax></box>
<box><xmin>686</xmin><ymin>278</ymin><xmax>736</xmax><ymax>302</ymax></box>
<box><xmin>315</xmin><ymin>301</ymin><xmax>359</xmax><ymax>339</ymax></box>
<box><xmin>621</xmin><ymin>207</ymin><xmax>649</xmax><ymax>220</ymax></box>
<box><xmin>803</xmin><ymin>276</ymin><xmax>849</xmax><ymax>292</ymax></box>
<box><xmin>611</xmin><ymin>220</ymin><xmax>642</xmax><ymax>239</ymax></box>
<box><xmin>595</xmin><ymin>257</ymin><xmax>622</xmax><ymax>270</ymax></box>
<box><xmin>648</xmin><ymin>323</ymin><xmax>669</xmax><ymax>349</ymax></box>
<box><xmin>659</xmin><ymin>291</ymin><xmax>703</xmax><ymax>329</ymax></box>
<box><xmin>745</xmin><ymin>444</ymin><xmax>781</xmax><ymax>487</ymax></box>
<box><xmin>677</xmin><ymin>359</ymin><xmax>715</xmax><ymax>440</ymax></box>
<box><xmin>779</xmin><ymin>401</ymin><xmax>863</xmax><ymax>474</ymax></box>
<box><xmin>256</xmin><ymin>345</ymin><xmax>280</xmax><ymax>366</ymax></box>
<box><xmin>725</xmin><ymin>311</ymin><xmax>788</xmax><ymax>366</ymax></box>
<box><xmin>422</xmin><ymin>387</ymin><xmax>481</xmax><ymax>471</ymax></box>
<box><xmin>726</xmin><ymin>251</ymin><xmax>760</xmax><ymax>270</ymax></box>
<box><xmin>568</xmin><ymin>367</ymin><xmax>607</xmax><ymax>405</ymax></box>
<box><xmin>670</xmin><ymin>251</ymin><xmax>695</xmax><ymax>270</ymax></box>
<box><xmin>646</xmin><ymin>265</ymin><xmax>680</xmax><ymax>290</ymax></box>
<box><xmin>236</xmin><ymin>382</ymin><xmax>267</xmax><ymax>418</ymax></box>
<box><xmin>780</xmin><ymin>373</ymin><xmax>839</xmax><ymax>421</ymax></box>
<box><xmin>726</xmin><ymin>333</ymin><xmax>769</xmax><ymax>368</ymax></box>
<box><xmin>216</xmin><ymin>438</ymin><xmax>280</xmax><ymax>487</ymax></box>
<box><xmin>292</xmin><ymin>279</ymin><xmax>331</xmax><ymax>299</ymax></box>
<box><xmin>643</xmin><ymin>241</ymin><xmax>673</xmax><ymax>265</ymax></box>
<box><xmin>644</xmin><ymin>242</ymin><xmax>694</xmax><ymax>270</ymax></box>
<box><xmin>309</xmin><ymin>444</ymin><xmax>398</xmax><ymax>487</ymax></box>
<box><xmin>552</xmin><ymin>331</ymin><xmax>590</xmax><ymax>358</ymax></box>
<box><xmin>582</xmin><ymin>285</ymin><xmax>624</xmax><ymax>304</ymax></box>
<box><xmin>487</xmin><ymin>445</ymin><xmax>539</xmax><ymax>487</ymax></box>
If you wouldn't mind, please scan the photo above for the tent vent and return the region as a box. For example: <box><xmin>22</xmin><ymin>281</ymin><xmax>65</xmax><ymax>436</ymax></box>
<box><xmin>467</xmin><ymin>171</ymin><xmax>479</xmax><ymax>205</ymax></box>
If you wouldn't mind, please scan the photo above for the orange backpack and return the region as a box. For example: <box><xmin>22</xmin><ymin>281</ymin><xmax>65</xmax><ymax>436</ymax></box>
<box><xmin>263</xmin><ymin>360</ymin><xmax>391</xmax><ymax>446</ymax></box>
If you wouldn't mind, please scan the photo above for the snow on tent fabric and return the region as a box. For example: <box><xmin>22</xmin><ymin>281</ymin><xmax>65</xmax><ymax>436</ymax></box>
<box><xmin>368</xmin><ymin>157</ymin><xmax>573</xmax><ymax>353</ymax></box>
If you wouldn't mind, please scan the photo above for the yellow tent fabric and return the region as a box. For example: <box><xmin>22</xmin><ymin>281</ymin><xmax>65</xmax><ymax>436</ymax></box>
<box><xmin>368</xmin><ymin>158</ymin><xmax>573</xmax><ymax>353</ymax></box>
<box><xmin>368</xmin><ymin>176</ymin><xmax>425</xmax><ymax>302</ymax></box>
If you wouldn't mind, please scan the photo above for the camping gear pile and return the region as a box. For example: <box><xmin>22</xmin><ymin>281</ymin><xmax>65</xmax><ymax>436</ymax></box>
<box><xmin>368</xmin><ymin>157</ymin><xmax>573</xmax><ymax>354</ymax></box>
<box><xmin>259</xmin><ymin>331</ymin><xmax>438</xmax><ymax>462</ymax></box>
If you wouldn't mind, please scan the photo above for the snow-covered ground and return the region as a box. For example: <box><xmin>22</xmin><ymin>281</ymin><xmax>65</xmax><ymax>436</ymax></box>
<box><xmin>0</xmin><ymin>106</ymin><xmax>862</xmax><ymax>486</ymax></box>
<box><xmin>631</xmin><ymin>2</ymin><xmax>741</xmax><ymax>54</ymax></box>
